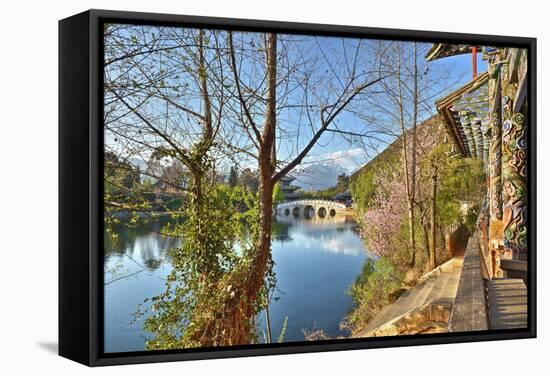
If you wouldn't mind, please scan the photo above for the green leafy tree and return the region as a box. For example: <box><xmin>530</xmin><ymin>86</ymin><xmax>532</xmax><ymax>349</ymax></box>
<box><xmin>335</xmin><ymin>173</ymin><xmax>350</xmax><ymax>193</ymax></box>
<box><xmin>142</xmin><ymin>185</ymin><xmax>275</xmax><ymax>349</ymax></box>
<box><xmin>105</xmin><ymin>27</ymin><xmax>274</xmax><ymax>347</ymax></box>
<box><xmin>272</xmin><ymin>182</ymin><xmax>285</xmax><ymax>205</ymax></box>
<box><xmin>417</xmin><ymin>142</ymin><xmax>485</xmax><ymax>268</ymax></box>
<box><xmin>343</xmin><ymin>257</ymin><xmax>404</xmax><ymax>334</ymax></box>
<box><xmin>103</xmin><ymin>151</ymin><xmax>150</xmax><ymax>236</ymax></box>
<box><xmin>238</xmin><ymin>168</ymin><xmax>259</xmax><ymax>193</ymax></box>
<box><xmin>228</xmin><ymin>165</ymin><xmax>239</xmax><ymax>187</ymax></box>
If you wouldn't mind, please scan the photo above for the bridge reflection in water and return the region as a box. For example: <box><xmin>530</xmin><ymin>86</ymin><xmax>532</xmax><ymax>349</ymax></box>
<box><xmin>276</xmin><ymin>199</ymin><xmax>352</xmax><ymax>220</ymax></box>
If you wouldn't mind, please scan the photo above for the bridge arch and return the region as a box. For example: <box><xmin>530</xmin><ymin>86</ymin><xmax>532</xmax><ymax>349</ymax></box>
<box><xmin>277</xmin><ymin>199</ymin><xmax>350</xmax><ymax>219</ymax></box>
<box><xmin>304</xmin><ymin>205</ymin><xmax>315</xmax><ymax>219</ymax></box>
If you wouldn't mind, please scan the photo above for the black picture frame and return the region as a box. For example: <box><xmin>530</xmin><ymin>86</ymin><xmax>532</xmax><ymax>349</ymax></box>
<box><xmin>59</xmin><ymin>9</ymin><xmax>537</xmax><ymax>367</ymax></box>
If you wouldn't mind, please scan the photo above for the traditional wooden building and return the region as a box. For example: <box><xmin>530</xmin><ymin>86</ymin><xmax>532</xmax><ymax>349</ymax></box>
<box><xmin>353</xmin><ymin>45</ymin><xmax>529</xmax><ymax>338</ymax></box>
<box><xmin>428</xmin><ymin>45</ymin><xmax>528</xmax><ymax>278</ymax></box>
<box><xmin>280</xmin><ymin>175</ymin><xmax>301</xmax><ymax>201</ymax></box>
<box><xmin>333</xmin><ymin>190</ymin><xmax>353</xmax><ymax>207</ymax></box>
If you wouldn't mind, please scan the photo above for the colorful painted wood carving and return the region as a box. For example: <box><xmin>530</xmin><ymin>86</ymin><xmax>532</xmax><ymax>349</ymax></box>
<box><xmin>488</xmin><ymin>66</ymin><xmax>503</xmax><ymax>221</ymax></box>
<box><xmin>501</xmin><ymin>71</ymin><xmax>528</xmax><ymax>256</ymax></box>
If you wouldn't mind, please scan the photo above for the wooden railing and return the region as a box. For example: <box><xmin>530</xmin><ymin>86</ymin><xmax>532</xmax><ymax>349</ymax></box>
<box><xmin>449</xmin><ymin>201</ymin><xmax>528</xmax><ymax>332</ymax></box>
<box><xmin>448</xmin><ymin>231</ymin><xmax>488</xmax><ymax>332</ymax></box>
<box><xmin>500</xmin><ymin>258</ymin><xmax>528</xmax><ymax>285</ymax></box>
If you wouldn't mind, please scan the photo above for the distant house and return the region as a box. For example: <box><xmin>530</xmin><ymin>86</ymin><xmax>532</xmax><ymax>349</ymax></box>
<box><xmin>333</xmin><ymin>190</ymin><xmax>353</xmax><ymax>207</ymax></box>
<box><xmin>280</xmin><ymin>175</ymin><xmax>301</xmax><ymax>201</ymax></box>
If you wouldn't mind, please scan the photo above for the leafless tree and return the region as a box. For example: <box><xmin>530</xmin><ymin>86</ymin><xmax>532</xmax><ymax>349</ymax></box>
<box><xmin>226</xmin><ymin>31</ymin><xmax>388</xmax><ymax>337</ymax></box>
<box><xmin>104</xmin><ymin>25</ymin><xmax>393</xmax><ymax>345</ymax></box>
<box><xmin>355</xmin><ymin>40</ymin><xmax>462</xmax><ymax>268</ymax></box>
<box><xmin>104</xmin><ymin>25</ymin><xmax>229</xmax><ymax>218</ymax></box>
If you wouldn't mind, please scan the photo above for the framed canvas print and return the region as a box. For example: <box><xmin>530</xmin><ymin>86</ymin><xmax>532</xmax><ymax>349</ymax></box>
<box><xmin>59</xmin><ymin>9</ymin><xmax>536</xmax><ymax>366</ymax></box>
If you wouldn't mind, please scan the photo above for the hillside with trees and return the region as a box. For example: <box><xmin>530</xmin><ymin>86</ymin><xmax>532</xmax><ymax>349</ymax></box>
<box><xmin>344</xmin><ymin>116</ymin><xmax>485</xmax><ymax>334</ymax></box>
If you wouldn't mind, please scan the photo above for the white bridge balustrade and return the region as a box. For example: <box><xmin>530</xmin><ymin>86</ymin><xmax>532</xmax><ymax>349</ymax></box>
<box><xmin>276</xmin><ymin>199</ymin><xmax>350</xmax><ymax>219</ymax></box>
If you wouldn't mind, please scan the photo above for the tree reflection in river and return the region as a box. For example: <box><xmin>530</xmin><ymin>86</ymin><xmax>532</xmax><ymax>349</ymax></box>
<box><xmin>104</xmin><ymin>214</ymin><xmax>368</xmax><ymax>351</ymax></box>
<box><xmin>104</xmin><ymin>219</ymin><xmax>181</xmax><ymax>273</ymax></box>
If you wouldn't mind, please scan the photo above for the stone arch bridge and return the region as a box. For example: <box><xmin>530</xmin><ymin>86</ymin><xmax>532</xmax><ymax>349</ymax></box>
<box><xmin>276</xmin><ymin>199</ymin><xmax>349</xmax><ymax>219</ymax></box>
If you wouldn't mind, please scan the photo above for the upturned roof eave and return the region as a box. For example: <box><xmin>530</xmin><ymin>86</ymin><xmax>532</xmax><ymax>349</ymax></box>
<box><xmin>425</xmin><ymin>43</ymin><xmax>481</xmax><ymax>62</ymax></box>
<box><xmin>434</xmin><ymin>72</ymin><xmax>489</xmax><ymax>158</ymax></box>
<box><xmin>435</xmin><ymin>71</ymin><xmax>489</xmax><ymax>109</ymax></box>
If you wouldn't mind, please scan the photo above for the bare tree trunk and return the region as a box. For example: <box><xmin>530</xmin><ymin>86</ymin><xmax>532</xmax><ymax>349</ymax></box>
<box><xmin>191</xmin><ymin>30</ymin><xmax>214</xmax><ymax>254</ymax></box>
<box><xmin>411</xmin><ymin>43</ymin><xmax>418</xmax><ymax>196</ymax></box>
<box><xmin>225</xmin><ymin>32</ymin><xmax>278</xmax><ymax>343</ymax></box>
<box><xmin>422</xmin><ymin>222</ymin><xmax>430</xmax><ymax>262</ymax></box>
<box><xmin>396</xmin><ymin>42</ymin><xmax>416</xmax><ymax>267</ymax></box>
<box><xmin>429</xmin><ymin>167</ymin><xmax>438</xmax><ymax>270</ymax></box>
<box><xmin>198</xmin><ymin>30</ymin><xmax>213</xmax><ymax>144</ymax></box>
<box><xmin>410</xmin><ymin>43</ymin><xmax>419</xmax><ymax>267</ymax></box>
<box><xmin>239</xmin><ymin>33</ymin><xmax>278</xmax><ymax>342</ymax></box>
<box><xmin>252</xmin><ymin>146</ymin><xmax>275</xmax><ymax>292</ymax></box>
<box><xmin>271</xmin><ymin>127</ymin><xmax>277</xmax><ymax>171</ymax></box>
<box><xmin>226</xmin><ymin>33</ymin><xmax>386</xmax><ymax>343</ymax></box>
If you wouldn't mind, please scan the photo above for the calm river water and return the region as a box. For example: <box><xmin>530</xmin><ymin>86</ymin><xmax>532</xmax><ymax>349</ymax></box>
<box><xmin>104</xmin><ymin>215</ymin><xmax>368</xmax><ymax>353</ymax></box>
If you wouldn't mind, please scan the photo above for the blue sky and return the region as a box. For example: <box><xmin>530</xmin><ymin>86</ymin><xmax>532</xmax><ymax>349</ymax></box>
<box><xmin>289</xmin><ymin>49</ymin><xmax>488</xmax><ymax>190</ymax></box>
<box><xmin>104</xmin><ymin>26</ymin><xmax>490</xmax><ymax>190</ymax></box>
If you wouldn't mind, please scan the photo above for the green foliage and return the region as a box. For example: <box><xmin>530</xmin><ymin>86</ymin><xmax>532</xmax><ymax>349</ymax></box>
<box><xmin>103</xmin><ymin>152</ymin><xmax>151</xmax><ymax>235</ymax></box>
<box><xmin>140</xmin><ymin>183</ymin><xmax>274</xmax><ymax>349</ymax></box>
<box><xmin>272</xmin><ymin>182</ymin><xmax>285</xmax><ymax>205</ymax></box>
<box><xmin>228</xmin><ymin>164</ymin><xmax>239</xmax><ymax>188</ymax></box>
<box><xmin>349</xmin><ymin>144</ymin><xmax>401</xmax><ymax>212</ymax></box>
<box><xmin>104</xmin><ymin>151</ymin><xmax>141</xmax><ymax>192</ymax></box>
<box><xmin>335</xmin><ymin>173</ymin><xmax>350</xmax><ymax>193</ymax></box>
<box><xmin>297</xmin><ymin>187</ymin><xmax>337</xmax><ymax>200</ymax></box>
<box><xmin>296</xmin><ymin>173</ymin><xmax>350</xmax><ymax>201</ymax></box>
<box><xmin>464</xmin><ymin>204</ymin><xmax>481</xmax><ymax>233</ymax></box>
<box><xmin>163</xmin><ymin>197</ymin><xmax>184</xmax><ymax>211</ymax></box>
<box><xmin>440</xmin><ymin>157</ymin><xmax>485</xmax><ymax>207</ymax></box>
<box><xmin>423</xmin><ymin>144</ymin><xmax>486</xmax><ymax>230</ymax></box>
<box><xmin>238</xmin><ymin>168</ymin><xmax>259</xmax><ymax>194</ymax></box>
<box><xmin>343</xmin><ymin>257</ymin><xmax>404</xmax><ymax>333</ymax></box>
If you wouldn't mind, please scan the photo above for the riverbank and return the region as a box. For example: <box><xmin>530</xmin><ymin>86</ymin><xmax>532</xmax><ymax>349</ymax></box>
<box><xmin>110</xmin><ymin>210</ymin><xmax>186</xmax><ymax>220</ymax></box>
<box><xmin>104</xmin><ymin>215</ymin><xmax>368</xmax><ymax>351</ymax></box>
<box><xmin>344</xmin><ymin>221</ymin><xmax>472</xmax><ymax>337</ymax></box>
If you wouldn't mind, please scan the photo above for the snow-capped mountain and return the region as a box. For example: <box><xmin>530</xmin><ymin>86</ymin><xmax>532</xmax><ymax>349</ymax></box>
<box><xmin>292</xmin><ymin>148</ymin><xmax>368</xmax><ymax>191</ymax></box>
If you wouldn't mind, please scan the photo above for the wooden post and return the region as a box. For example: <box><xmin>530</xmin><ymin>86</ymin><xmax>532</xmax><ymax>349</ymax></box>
<box><xmin>429</xmin><ymin>167</ymin><xmax>437</xmax><ymax>270</ymax></box>
<box><xmin>488</xmin><ymin>63</ymin><xmax>503</xmax><ymax>222</ymax></box>
<box><xmin>486</xmin><ymin>60</ymin><xmax>505</xmax><ymax>276</ymax></box>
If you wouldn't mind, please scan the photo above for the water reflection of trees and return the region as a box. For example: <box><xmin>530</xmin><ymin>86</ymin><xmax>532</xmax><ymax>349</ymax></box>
<box><xmin>272</xmin><ymin>220</ymin><xmax>292</xmax><ymax>242</ymax></box>
<box><xmin>105</xmin><ymin>216</ymin><xmax>359</xmax><ymax>273</ymax></box>
<box><xmin>104</xmin><ymin>219</ymin><xmax>181</xmax><ymax>272</ymax></box>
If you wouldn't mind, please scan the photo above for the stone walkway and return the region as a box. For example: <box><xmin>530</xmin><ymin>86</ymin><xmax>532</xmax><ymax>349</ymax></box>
<box><xmin>354</xmin><ymin>230</ymin><xmax>529</xmax><ymax>337</ymax></box>
<box><xmin>355</xmin><ymin>258</ymin><xmax>463</xmax><ymax>337</ymax></box>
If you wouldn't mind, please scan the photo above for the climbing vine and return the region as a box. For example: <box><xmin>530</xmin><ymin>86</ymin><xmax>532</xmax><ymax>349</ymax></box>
<box><xmin>139</xmin><ymin>184</ymin><xmax>277</xmax><ymax>349</ymax></box>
